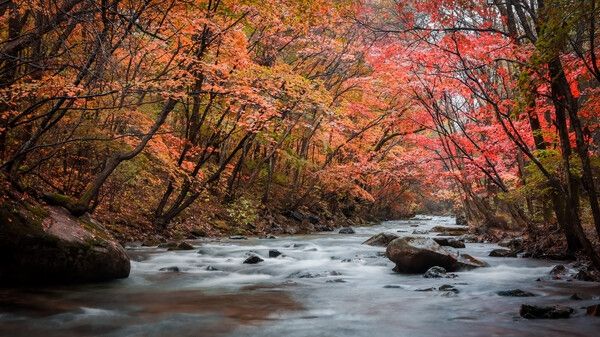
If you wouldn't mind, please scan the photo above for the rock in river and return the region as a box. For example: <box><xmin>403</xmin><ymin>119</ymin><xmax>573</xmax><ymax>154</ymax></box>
<box><xmin>363</xmin><ymin>232</ymin><xmax>399</xmax><ymax>247</ymax></box>
<box><xmin>586</xmin><ymin>304</ymin><xmax>600</xmax><ymax>316</ymax></box>
<box><xmin>159</xmin><ymin>266</ymin><xmax>180</xmax><ymax>272</ymax></box>
<box><xmin>423</xmin><ymin>266</ymin><xmax>457</xmax><ymax>279</ymax></box>
<box><xmin>497</xmin><ymin>289</ymin><xmax>536</xmax><ymax>297</ymax></box>
<box><xmin>520</xmin><ymin>305</ymin><xmax>574</xmax><ymax>319</ymax></box>
<box><xmin>433</xmin><ymin>237</ymin><xmax>465</xmax><ymax>249</ymax></box>
<box><xmin>269</xmin><ymin>249</ymin><xmax>282</xmax><ymax>258</ymax></box>
<box><xmin>430</xmin><ymin>226</ymin><xmax>468</xmax><ymax>236</ymax></box>
<box><xmin>169</xmin><ymin>241</ymin><xmax>195</xmax><ymax>251</ymax></box>
<box><xmin>0</xmin><ymin>199</ymin><xmax>130</xmax><ymax>285</ymax></box>
<box><xmin>339</xmin><ymin>227</ymin><xmax>355</xmax><ymax>234</ymax></box>
<box><xmin>386</xmin><ymin>237</ymin><xmax>487</xmax><ymax>273</ymax></box>
<box><xmin>243</xmin><ymin>255</ymin><xmax>264</xmax><ymax>264</ymax></box>
<box><xmin>489</xmin><ymin>248</ymin><xmax>517</xmax><ymax>257</ymax></box>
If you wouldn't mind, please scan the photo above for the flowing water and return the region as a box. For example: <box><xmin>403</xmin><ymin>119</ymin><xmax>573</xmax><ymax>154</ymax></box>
<box><xmin>1</xmin><ymin>216</ymin><xmax>600</xmax><ymax>337</ymax></box>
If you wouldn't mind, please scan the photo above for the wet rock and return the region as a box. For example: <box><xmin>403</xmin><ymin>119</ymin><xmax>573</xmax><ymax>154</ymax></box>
<box><xmin>167</xmin><ymin>241</ymin><xmax>194</xmax><ymax>251</ymax></box>
<box><xmin>288</xmin><ymin>271</ymin><xmax>324</xmax><ymax>278</ymax></box>
<box><xmin>439</xmin><ymin>284</ymin><xmax>459</xmax><ymax>293</ymax></box>
<box><xmin>339</xmin><ymin>227</ymin><xmax>355</xmax><ymax>234</ymax></box>
<box><xmin>549</xmin><ymin>264</ymin><xmax>568</xmax><ymax>278</ymax></box>
<box><xmin>330</xmin><ymin>271</ymin><xmax>343</xmax><ymax>276</ymax></box>
<box><xmin>457</xmin><ymin>234</ymin><xmax>479</xmax><ymax>243</ymax></box>
<box><xmin>262</xmin><ymin>234</ymin><xmax>278</xmax><ymax>239</ymax></box>
<box><xmin>586</xmin><ymin>304</ymin><xmax>600</xmax><ymax>316</ymax></box>
<box><xmin>570</xmin><ymin>293</ymin><xmax>583</xmax><ymax>300</ymax></box>
<box><xmin>363</xmin><ymin>233</ymin><xmax>399</xmax><ymax>247</ymax></box>
<box><xmin>386</xmin><ymin>237</ymin><xmax>487</xmax><ymax>273</ymax></box>
<box><xmin>326</xmin><ymin>279</ymin><xmax>347</xmax><ymax>283</ymax></box>
<box><xmin>412</xmin><ymin>229</ymin><xmax>430</xmax><ymax>235</ymax></box>
<box><xmin>158</xmin><ymin>242</ymin><xmax>176</xmax><ymax>249</ymax></box>
<box><xmin>520</xmin><ymin>304</ymin><xmax>574</xmax><ymax>319</ymax></box>
<box><xmin>229</xmin><ymin>235</ymin><xmax>248</xmax><ymax>240</ymax></box>
<box><xmin>383</xmin><ymin>285</ymin><xmax>403</xmax><ymax>289</ymax></box>
<box><xmin>431</xmin><ymin>226</ymin><xmax>468</xmax><ymax>236</ymax></box>
<box><xmin>409</xmin><ymin>224</ymin><xmax>419</xmax><ymax>227</ymax></box>
<box><xmin>159</xmin><ymin>266</ymin><xmax>180</xmax><ymax>272</ymax></box>
<box><xmin>269</xmin><ymin>249</ymin><xmax>282</xmax><ymax>258</ymax></box>
<box><xmin>498</xmin><ymin>237</ymin><xmax>524</xmax><ymax>251</ymax></box>
<box><xmin>423</xmin><ymin>266</ymin><xmax>457</xmax><ymax>278</ymax></box>
<box><xmin>433</xmin><ymin>237</ymin><xmax>465</xmax><ymax>249</ymax></box>
<box><xmin>243</xmin><ymin>255</ymin><xmax>264</xmax><ymax>264</ymax></box>
<box><xmin>460</xmin><ymin>254</ymin><xmax>488</xmax><ymax>268</ymax></box>
<box><xmin>455</xmin><ymin>214</ymin><xmax>468</xmax><ymax>226</ymax></box>
<box><xmin>205</xmin><ymin>265</ymin><xmax>218</xmax><ymax>271</ymax></box>
<box><xmin>497</xmin><ymin>289</ymin><xmax>536</xmax><ymax>297</ymax></box>
<box><xmin>489</xmin><ymin>249</ymin><xmax>518</xmax><ymax>258</ymax></box>
<box><xmin>0</xmin><ymin>200</ymin><xmax>130</xmax><ymax>285</ymax></box>
<box><xmin>574</xmin><ymin>269</ymin><xmax>594</xmax><ymax>281</ymax></box>
<box><xmin>415</xmin><ymin>287</ymin><xmax>435</xmax><ymax>292</ymax></box>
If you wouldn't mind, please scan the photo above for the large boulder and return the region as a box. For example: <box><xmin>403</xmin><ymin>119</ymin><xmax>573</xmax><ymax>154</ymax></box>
<box><xmin>386</xmin><ymin>237</ymin><xmax>487</xmax><ymax>273</ymax></box>
<box><xmin>363</xmin><ymin>232</ymin><xmax>399</xmax><ymax>247</ymax></box>
<box><xmin>0</xmin><ymin>199</ymin><xmax>130</xmax><ymax>285</ymax></box>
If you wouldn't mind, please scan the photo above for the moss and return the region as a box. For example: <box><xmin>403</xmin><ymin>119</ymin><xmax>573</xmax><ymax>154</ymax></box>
<box><xmin>78</xmin><ymin>216</ymin><xmax>111</xmax><ymax>242</ymax></box>
<box><xmin>0</xmin><ymin>200</ymin><xmax>47</xmax><ymax>236</ymax></box>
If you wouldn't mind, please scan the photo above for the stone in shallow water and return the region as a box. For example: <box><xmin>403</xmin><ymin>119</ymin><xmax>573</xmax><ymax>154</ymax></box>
<box><xmin>586</xmin><ymin>304</ymin><xmax>600</xmax><ymax>316</ymax></box>
<box><xmin>549</xmin><ymin>264</ymin><xmax>568</xmax><ymax>277</ymax></box>
<box><xmin>205</xmin><ymin>265</ymin><xmax>218</xmax><ymax>271</ymax></box>
<box><xmin>423</xmin><ymin>266</ymin><xmax>457</xmax><ymax>279</ymax></box>
<box><xmin>269</xmin><ymin>249</ymin><xmax>282</xmax><ymax>258</ymax></box>
<box><xmin>168</xmin><ymin>241</ymin><xmax>194</xmax><ymax>251</ymax></box>
<box><xmin>439</xmin><ymin>284</ymin><xmax>459</xmax><ymax>293</ymax></box>
<box><xmin>520</xmin><ymin>305</ymin><xmax>574</xmax><ymax>319</ymax></box>
<box><xmin>497</xmin><ymin>289</ymin><xmax>536</xmax><ymax>297</ymax></box>
<box><xmin>229</xmin><ymin>235</ymin><xmax>248</xmax><ymax>240</ymax></box>
<box><xmin>433</xmin><ymin>237</ymin><xmax>465</xmax><ymax>249</ymax></box>
<box><xmin>570</xmin><ymin>293</ymin><xmax>583</xmax><ymax>300</ymax></box>
<box><xmin>326</xmin><ymin>279</ymin><xmax>346</xmax><ymax>283</ymax></box>
<box><xmin>489</xmin><ymin>248</ymin><xmax>517</xmax><ymax>257</ymax></box>
<box><xmin>288</xmin><ymin>271</ymin><xmax>324</xmax><ymax>279</ymax></box>
<box><xmin>159</xmin><ymin>266</ymin><xmax>180</xmax><ymax>272</ymax></box>
<box><xmin>412</xmin><ymin>229</ymin><xmax>430</xmax><ymax>235</ymax></box>
<box><xmin>383</xmin><ymin>285</ymin><xmax>403</xmax><ymax>289</ymax></box>
<box><xmin>339</xmin><ymin>227</ymin><xmax>355</xmax><ymax>234</ymax></box>
<box><xmin>243</xmin><ymin>255</ymin><xmax>264</xmax><ymax>264</ymax></box>
<box><xmin>363</xmin><ymin>233</ymin><xmax>399</xmax><ymax>247</ymax></box>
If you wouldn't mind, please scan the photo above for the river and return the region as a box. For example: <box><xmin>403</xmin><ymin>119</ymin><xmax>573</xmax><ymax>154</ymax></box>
<box><xmin>1</xmin><ymin>215</ymin><xmax>599</xmax><ymax>337</ymax></box>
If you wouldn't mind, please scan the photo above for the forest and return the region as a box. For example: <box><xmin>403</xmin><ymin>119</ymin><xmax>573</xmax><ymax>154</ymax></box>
<box><xmin>0</xmin><ymin>0</ymin><xmax>600</xmax><ymax>336</ymax></box>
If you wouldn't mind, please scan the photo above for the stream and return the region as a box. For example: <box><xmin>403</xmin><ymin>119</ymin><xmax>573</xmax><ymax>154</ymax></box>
<box><xmin>1</xmin><ymin>215</ymin><xmax>599</xmax><ymax>337</ymax></box>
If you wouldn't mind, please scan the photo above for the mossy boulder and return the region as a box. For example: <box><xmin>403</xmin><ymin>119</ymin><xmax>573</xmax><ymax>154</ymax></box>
<box><xmin>0</xmin><ymin>199</ymin><xmax>130</xmax><ymax>285</ymax></box>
